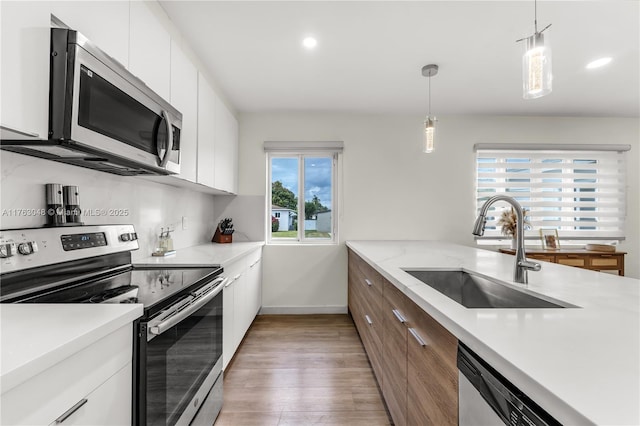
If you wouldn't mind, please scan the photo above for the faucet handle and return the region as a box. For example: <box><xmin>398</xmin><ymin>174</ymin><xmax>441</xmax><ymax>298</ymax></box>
<box><xmin>518</xmin><ymin>259</ymin><xmax>542</xmax><ymax>271</ymax></box>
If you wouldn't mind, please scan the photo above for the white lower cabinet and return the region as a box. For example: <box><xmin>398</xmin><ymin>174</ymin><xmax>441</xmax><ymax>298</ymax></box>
<box><xmin>222</xmin><ymin>248</ymin><xmax>263</xmax><ymax>370</ymax></box>
<box><xmin>1</xmin><ymin>324</ymin><xmax>133</xmax><ymax>425</ymax></box>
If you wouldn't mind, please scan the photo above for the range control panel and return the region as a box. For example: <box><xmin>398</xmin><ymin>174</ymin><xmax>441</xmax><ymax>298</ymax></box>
<box><xmin>0</xmin><ymin>225</ymin><xmax>139</xmax><ymax>274</ymax></box>
<box><xmin>61</xmin><ymin>232</ymin><xmax>108</xmax><ymax>251</ymax></box>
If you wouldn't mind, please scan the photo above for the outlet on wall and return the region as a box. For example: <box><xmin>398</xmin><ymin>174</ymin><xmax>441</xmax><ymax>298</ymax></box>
<box><xmin>182</xmin><ymin>216</ymin><xmax>188</xmax><ymax>230</ymax></box>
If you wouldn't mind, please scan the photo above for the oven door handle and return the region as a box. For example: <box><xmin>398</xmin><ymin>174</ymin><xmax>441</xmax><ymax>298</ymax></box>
<box><xmin>149</xmin><ymin>276</ymin><xmax>225</xmax><ymax>338</ymax></box>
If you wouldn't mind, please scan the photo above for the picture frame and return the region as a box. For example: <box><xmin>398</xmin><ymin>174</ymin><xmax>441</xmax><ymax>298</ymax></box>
<box><xmin>539</xmin><ymin>228</ymin><xmax>560</xmax><ymax>250</ymax></box>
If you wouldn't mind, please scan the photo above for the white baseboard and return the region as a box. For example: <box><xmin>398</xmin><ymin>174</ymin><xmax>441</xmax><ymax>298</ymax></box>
<box><xmin>259</xmin><ymin>305</ymin><xmax>348</xmax><ymax>315</ymax></box>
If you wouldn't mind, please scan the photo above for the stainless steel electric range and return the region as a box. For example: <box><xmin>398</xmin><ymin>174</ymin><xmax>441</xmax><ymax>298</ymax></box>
<box><xmin>0</xmin><ymin>224</ymin><xmax>225</xmax><ymax>425</ymax></box>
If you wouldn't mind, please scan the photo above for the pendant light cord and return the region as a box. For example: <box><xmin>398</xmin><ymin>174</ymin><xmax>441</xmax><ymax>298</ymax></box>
<box><xmin>428</xmin><ymin>75</ymin><xmax>432</xmax><ymax>116</ymax></box>
<box><xmin>534</xmin><ymin>0</ymin><xmax>538</xmax><ymax>34</ymax></box>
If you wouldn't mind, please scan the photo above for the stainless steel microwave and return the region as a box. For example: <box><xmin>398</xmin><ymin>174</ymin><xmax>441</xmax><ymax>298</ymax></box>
<box><xmin>1</xmin><ymin>26</ymin><xmax>182</xmax><ymax>176</ymax></box>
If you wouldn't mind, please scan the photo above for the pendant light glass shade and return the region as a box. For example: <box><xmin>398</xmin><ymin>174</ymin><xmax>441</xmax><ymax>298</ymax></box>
<box><xmin>423</xmin><ymin>117</ymin><xmax>435</xmax><ymax>153</ymax></box>
<box><xmin>522</xmin><ymin>32</ymin><xmax>552</xmax><ymax>99</ymax></box>
<box><xmin>421</xmin><ymin>64</ymin><xmax>438</xmax><ymax>153</ymax></box>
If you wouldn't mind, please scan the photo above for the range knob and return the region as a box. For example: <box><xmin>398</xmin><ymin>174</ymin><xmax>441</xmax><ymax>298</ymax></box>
<box><xmin>120</xmin><ymin>232</ymin><xmax>138</xmax><ymax>242</ymax></box>
<box><xmin>17</xmin><ymin>241</ymin><xmax>38</xmax><ymax>255</ymax></box>
<box><xmin>0</xmin><ymin>243</ymin><xmax>16</xmax><ymax>258</ymax></box>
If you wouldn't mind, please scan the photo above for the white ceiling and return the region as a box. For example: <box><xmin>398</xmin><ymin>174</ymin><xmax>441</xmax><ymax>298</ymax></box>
<box><xmin>159</xmin><ymin>1</ymin><xmax>639</xmax><ymax>117</ymax></box>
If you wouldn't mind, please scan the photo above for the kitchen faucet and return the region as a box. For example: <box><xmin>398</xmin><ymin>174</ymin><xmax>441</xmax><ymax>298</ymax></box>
<box><xmin>473</xmin><ymin>195</ymin><xmax>541</xmax><ymax>284</ymax></box>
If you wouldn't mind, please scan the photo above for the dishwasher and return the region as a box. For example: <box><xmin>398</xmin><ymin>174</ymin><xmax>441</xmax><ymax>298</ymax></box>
<box><xmin>458</xmin><ymin>343</ymin><xmax>561</xmax><ymax>426</ymax></box>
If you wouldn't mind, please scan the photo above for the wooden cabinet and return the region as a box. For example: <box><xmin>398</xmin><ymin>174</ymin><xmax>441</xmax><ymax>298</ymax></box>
<box><xmin>170</xmin><ymin>39</ymin><xmax>198</xmax><ymax>183</ymax></box>
<box><xmin>129</xmin><ymin>1</ymin><xmax>170</xmax><ymax>100</ymax></box>
<box><xmin>347</xmin><ymin>250</ymin><xmax>384</xmax><ymax>381</ymax></box>
<box><xmin>499</xmin><ymin>248</ymin><xmax>626</xmax><ymax>276</ymax></box>
<box><xmin>197</xmin><ymin>72</ymin><xmax>217</xmax><ymax>188</ymax></box>
<box><xmin>0</xmin><ymin>1</ymin><xmax>51</xmax><ymax>138</ymax></box>
<box><xmin>348</xmin><ymin>249</ymin><xmax>458</xmax><ymax>426</ymax></box>
<box><xmin>50</xmin><ymin>1</ymin><xmax>130</xmax><ymax>68</ymax></box>
<box><xmin>405</xmin><ymin>299</ymin><xmax>458</xmax><ymax>426</ymax></box>
<box><xmin>1</xmin><ymin>325</ymin><xmax>133</xmax><ymax>425</ymax></box>
<box><xmin>381</xmin><ymin>281</ymin><xmax>409</xmax><ymax>426</ymax></box>
<box><xmin>222</xmin><ymin>248</ymin><xmax>263</xmax><ymax>370</ymax></box>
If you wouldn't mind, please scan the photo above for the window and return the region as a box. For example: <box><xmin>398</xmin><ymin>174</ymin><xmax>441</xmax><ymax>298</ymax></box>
<box><xmin>475</xmin><ymin>144</ymin><xmax>629</xmax><ymax>242</ymax></box>
<box><xmin>265</xmin><ymin>141</ymin><xmax>342</xmax><ymax>244</ymax></box>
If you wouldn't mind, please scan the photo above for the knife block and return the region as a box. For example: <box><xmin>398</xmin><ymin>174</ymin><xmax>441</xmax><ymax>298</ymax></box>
<box><xmin>212</xmin><ymin>228</ymin><xmax>232</xmax><ymax>244</ymax></box>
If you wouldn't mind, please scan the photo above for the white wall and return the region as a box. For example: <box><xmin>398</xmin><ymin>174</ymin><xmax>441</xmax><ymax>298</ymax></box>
<box><xmin>239</xmin><ymin>113</ymin><xmax>640</xmax><ymax>311</ymax></box>
<box><xmin>0</xmin><ymin>152</ymin><xmax>217</xmax><ymax>261</ymax></box>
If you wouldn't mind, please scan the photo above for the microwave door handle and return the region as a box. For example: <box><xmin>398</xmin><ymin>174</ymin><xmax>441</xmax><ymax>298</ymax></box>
<box><xmin>157</xmin><ymin>110</ymin><xmax>174</xmax><ymax>167</ymax></box>
<box><xmin>148</xmin><ymin>276</ymin><xmax>224</xmax><ymax>338</ymax></box>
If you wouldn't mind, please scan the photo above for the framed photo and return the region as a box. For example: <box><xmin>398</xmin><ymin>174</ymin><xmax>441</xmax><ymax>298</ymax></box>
<box><xmin>539</xmin><ymin>228</ymin><xmax>560</xmax><ymax>250</ymax></box>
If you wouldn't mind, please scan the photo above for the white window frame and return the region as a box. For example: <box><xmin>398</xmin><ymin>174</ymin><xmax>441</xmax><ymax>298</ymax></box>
<box><xmin>266</xmin><ymin>143</ymin><xmax>341</xmax><ymax>245</ymax></box>
<box><xmin>474</xmin><ymin>143</ymin><xmax>630</xmax><ymax>245</ymax></box>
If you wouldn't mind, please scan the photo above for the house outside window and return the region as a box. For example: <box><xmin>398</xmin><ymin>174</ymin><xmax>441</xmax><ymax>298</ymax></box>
<box><xmin>475</xmin><ymin>144</ymin><xmax>629</xmax><ymax>244</ymax></box>
<box><xmin>265</xmin><ymin>141</ymin><xmax>342</xmax><ymax>244</ymax></box>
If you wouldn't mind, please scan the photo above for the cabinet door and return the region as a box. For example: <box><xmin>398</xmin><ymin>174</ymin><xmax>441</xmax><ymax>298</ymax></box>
<box><xmin>232</xmin><ymin>272</ymin><xmax>247</xmax><ymax>350</ymax></box>
<box><xmin>49</xmin><ymin>1</ymin><xmax>129</xmax><ymax>68</ymax></box>
<box><xmin>0</xmin><ymin>1</ymin><xmax>50</xmax><ymax>137</ymax></box>
<box><xmin>222</xmin><ymin>276</ymin><xmax>236</xmax><ymax>370</ymax></box>
<box><xmin>246</xmin><ymin>257</ymin><xmax>262</xmax><ymax>322</ymax></box>
<box><xmin>382</xmin><ymin>281</ymin><xmax>409</xmax><ymax>426</ymax></box>
<box><xmin>129</xmin><ymin>1</ymin><xmax>170</xmax><ymax>100</ymax></box>
<box><xmin>53</xmin><ymin>363</ymin><xmax>132</xmax><ymax>426</ymax></box>
<box><xmin>406</xmin><ymin>302</ymin><xmax>458</xmax><ymax>426</ymax></box>
<box><xmin>214</xmin><ymin>96</ymin><xmax>239</xmax><ymax>194</ymax></box>
<box><xmin>197</xmin><ymin>73</ymin><xmax>216</xmax><ymax>188</ymax></box>
<box><xmin>170</xmin><ymin>40</ymin><xmax>198</xmax><ymax>183</ymax></box>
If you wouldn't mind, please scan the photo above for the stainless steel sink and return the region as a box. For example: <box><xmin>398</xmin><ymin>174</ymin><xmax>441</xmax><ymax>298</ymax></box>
<box><xmin>403</xmin><ymin>269</ymin><xmax>574</xmax><ymax>309</ymax></box>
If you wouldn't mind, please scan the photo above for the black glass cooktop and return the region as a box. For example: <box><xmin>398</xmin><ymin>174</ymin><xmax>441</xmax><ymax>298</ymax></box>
<box><xmin>19</xmin><ymin>266</ymin><xmax>221</xmax><ymax>314</ymax></box>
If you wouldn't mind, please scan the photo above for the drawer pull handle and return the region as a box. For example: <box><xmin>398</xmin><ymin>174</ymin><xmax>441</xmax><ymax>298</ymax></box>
<box><xmin>55</xmin><ymin>398</ymin><xmax>88</xmax><ymax>424</ymax></box>
<box><xmin>408</xmin><ymin>328</ymin><xmax>426</xmax><ymax>346</ymax></box>
<box><xmin>392</xmin><ymin>309</ymin><xmax>406</xmax><ymax>323</ymax></box>
<box><xmin>364</xmin><ymin>278</ymin><xmax>373</xmax><ymax>286</ymax></box>
<box><xmin>365</xmin><ymin>314</ymin><xmax>373</xmax><ymax>325</ymax></box>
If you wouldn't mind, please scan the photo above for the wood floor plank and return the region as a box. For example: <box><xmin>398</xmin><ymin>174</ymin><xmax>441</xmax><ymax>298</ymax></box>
<box><xmin>214</xmin><ymin>314</ymin><xmax>391</xmax><ymax>426</ymax></box>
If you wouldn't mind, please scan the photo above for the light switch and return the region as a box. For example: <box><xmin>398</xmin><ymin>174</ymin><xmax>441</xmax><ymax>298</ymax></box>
<box><xmin>182</xmin><ymin>216</ymin><xmax>188</xmax><ymax>230</ymax></box>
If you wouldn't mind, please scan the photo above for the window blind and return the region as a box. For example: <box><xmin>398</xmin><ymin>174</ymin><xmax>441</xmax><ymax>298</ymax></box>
<box><xmin>476</xmin><ymin>147</ymin><xmax>628</xmax><ymax>241</ymax></box>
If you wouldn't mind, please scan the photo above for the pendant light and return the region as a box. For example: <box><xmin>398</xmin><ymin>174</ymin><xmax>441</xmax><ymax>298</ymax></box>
<box><xmin>421</xmin><ymin>64</ymin><xmax>438</xmax><ymax>153</ymax></box>
<box><xmin>517</xmin><ymin>0</ymin><xmax>552</xmax><ymax>99</ymax></box>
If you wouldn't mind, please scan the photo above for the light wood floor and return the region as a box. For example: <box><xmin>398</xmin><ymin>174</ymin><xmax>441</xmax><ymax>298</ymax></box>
<box><xmin>214</xmin><ymin>314</ymin><xmax>392</xmax><ymax>426</ymax></box>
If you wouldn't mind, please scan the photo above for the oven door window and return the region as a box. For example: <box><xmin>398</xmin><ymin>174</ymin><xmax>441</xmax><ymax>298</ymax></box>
<box><xmin>145</xmin><ymin>292</ymin><xmax>222</xmax><ymax>425</ymax></box>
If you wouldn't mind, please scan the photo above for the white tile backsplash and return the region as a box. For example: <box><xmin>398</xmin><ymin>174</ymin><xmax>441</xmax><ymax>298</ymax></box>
<box><xmin>0</xmin><ymin>151</ymin><xmax>217</xmax><ymax>260</ymax></box>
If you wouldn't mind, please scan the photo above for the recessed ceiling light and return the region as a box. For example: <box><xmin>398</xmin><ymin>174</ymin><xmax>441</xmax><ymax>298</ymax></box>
<box><xmin>302</xmin><ymin>37</ymin><xmax>317</xmax><ymax>49</ymax></box>
<box><xmin>586</xmin><ymin>57</ymin><xmax>612</xmax><ymax>69</ymax></box>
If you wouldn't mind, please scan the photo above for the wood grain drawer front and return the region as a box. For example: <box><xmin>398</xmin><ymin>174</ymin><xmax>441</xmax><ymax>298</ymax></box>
<box><xmin>406</xmin><ymin>302</ymin><xmax>458</xmax><ymax>426</ymax></box>
<box><xmin>382</xmin><ymin>296</ymin><xmax>408</xmax><ymax>426</ymax></box>
<box><xmin>556</xmin><ymin>255</ymin><xmax>586</xmax><ymax>267</ymax></box>
<box><xmin>349</xmin><ymin>250</ymin><xmax>384</xmax><ymax>296</ymax></box>
<box><xmin>528</xmin><ymin>253</ymin><xmax>556</xmax><ymax>263</ymax></box>
<box><xmin>591</xmin><ymin>255</ymin><xmax>621</xmax><ymax>267</ymax></box>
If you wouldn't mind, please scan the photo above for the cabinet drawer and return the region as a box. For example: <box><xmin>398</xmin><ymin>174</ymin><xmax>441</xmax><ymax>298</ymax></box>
<box><xmin>590</xmin><ymin>256</ymin><xmax>620</xmax><ymax>267</ymax></box>
<box><xmin>349</xmin><ymin>250</ymin><xmax>384</xmax><ymax>296</ymax></box>
<box><xmin>556</xmin><ymin>255</ymin><xmax>587</xmax><ymax>267</ymax></box>
<box><xmin>2</xmin><ymin>325</ymin><xmax>132</xmax><ymax>425</ymax></box>
<box><xmin>528</xmin><ymin>254</ymin><xmax>555</xmax><ymax>263</ymax></box>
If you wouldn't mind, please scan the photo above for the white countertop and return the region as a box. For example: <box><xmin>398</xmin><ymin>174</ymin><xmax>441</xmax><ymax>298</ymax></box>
<box><xmin>134</xmin><ymin>241</ymin><xmax>264</xmax><ymax>268</ymax></box>
<box><xmin>0</xmin><ymin>304</ymin><xmax>143</xmax><ymax>394</ymax></box>
<box><xmin>346</xmin><ymin>240</ymin><xmax>640</xmax><ymax>426</ymax></box>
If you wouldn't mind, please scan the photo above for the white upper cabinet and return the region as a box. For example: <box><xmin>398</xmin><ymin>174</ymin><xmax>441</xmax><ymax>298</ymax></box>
<box><xmin>214</xmin><ymin>97</ymin><xmax>239</xmax><ymax>194</ymax></box>
<box><xmin>197</xmin><ymin>73</ymin><xmax>216</xmax><ymax>188</ymax></box>
<box><xmin>129</xmin><ymin>1</ymin><xmax>170</xmax><ymax>100</ymax></box>
<box><xmin>170</xmin><ymin>40</ymin><xmax>198</xmax><ymax>183</ymax></box>
<box><xmin>0</xmin><ymin>2</ymin><xmax>51</xmax><ymax>138</ymax></box>
<box><xmin>49</xmin><ymin>1</ymin><xmax>129</xmax><ymax>68</ymax></box>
